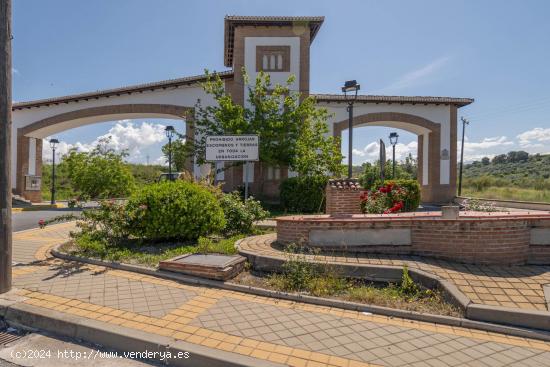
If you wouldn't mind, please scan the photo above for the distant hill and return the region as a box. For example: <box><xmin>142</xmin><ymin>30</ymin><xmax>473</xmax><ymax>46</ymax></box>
<box><xmin>463</xmin><ymin>151</ymin><xmax>550</xmax><ymax>186</ymax></box>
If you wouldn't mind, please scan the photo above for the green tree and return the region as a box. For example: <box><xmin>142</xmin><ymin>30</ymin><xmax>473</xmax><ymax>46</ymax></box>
<box><xmin>188</xmin><ymin>70</ymin><xmax>344</xmax><ymax>177</ymax></box>
<box><xmin>64</xmin><ymin>137</ymin><xmax>136</xmax><ymax>199</ymax></box>
<box><xmin>359</xmin><ymin>160</ymin><xmax>414</xmax><ymax>189</ymax></box>
<box><xmin>161</xmin><ymin>137</ymin><xmax>188</xmax><ymax>172</ymax></box>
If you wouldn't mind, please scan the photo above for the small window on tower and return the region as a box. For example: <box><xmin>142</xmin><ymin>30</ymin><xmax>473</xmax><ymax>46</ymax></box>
<box><xmin>256</xmin><ymin>46</ymin><xmax>290</xmax><ymax>72</ymax></box>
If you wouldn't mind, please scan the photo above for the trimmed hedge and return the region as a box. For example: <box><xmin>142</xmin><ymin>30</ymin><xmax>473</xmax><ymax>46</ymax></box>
<box><xmin>126</xmin><ymin>181</ymin><xmax>226</xmax><ymax>241</ymax></box>
<box><xmin>383</xmin><ymin>179</ymin><xmax>421</xmax><ymax>212</ymax></box>
<box><xmin>280</xmin><ymin>176</ymin><xmax>328</xmax><ymax>213</ymax></box>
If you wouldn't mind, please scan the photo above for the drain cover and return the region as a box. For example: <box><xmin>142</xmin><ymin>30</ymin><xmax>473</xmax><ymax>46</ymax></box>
<box><xmin>0</xmin><ymin>329</ymin><xmax>24</xmax><ymax>346</ymax></box>
<box><xmin>159</xmin><ymin>253</ymin><xmax>246</xmax><ymax>280</ymax></box>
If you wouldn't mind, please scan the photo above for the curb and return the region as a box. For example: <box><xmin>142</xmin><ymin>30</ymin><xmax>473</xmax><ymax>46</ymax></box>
<box><xmin>235</xmin><ymin>238</ymin><xmax>550</xmax><ymax>334</ymax></box>
<box><xmin>51</xmin><ymin>245</ymin><xmax>550</xmax><ymax>342</ymax></box>
<box><xmin>0</xmin><ymin>297</ymin><xmax>283</xmax><ymax>367</ymax></box>
<box><xmin>12</xmin><ymin>204</ymin><xmax>65</xmax><ymax>212</ymax></box>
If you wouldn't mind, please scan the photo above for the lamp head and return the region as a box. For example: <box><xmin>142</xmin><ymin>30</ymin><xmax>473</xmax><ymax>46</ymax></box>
<box><xmin>49</xmin><ymin>138</ymin><xmax>59</xmax><ymax>149</ymax></box>
<box><xmin>389</xmin><ymin>132</ymin><xmax>399</xmax><ymax>146</ymax></box>
<box><xmin>341</xmin><ymin>80</ymin><xmax>360</xmax><ymax>92</ymax></box>
<box><xmin>165</xmin><ymin>125</ymin><xmax>175</xmax><ymax>139</ymax></box>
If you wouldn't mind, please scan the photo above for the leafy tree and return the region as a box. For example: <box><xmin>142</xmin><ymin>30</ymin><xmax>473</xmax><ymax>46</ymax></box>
<box><xmin>481</xmin><ymin>157</ymin><xmax>490</xmax><ymax>165</ymax></box>
<box><xmin>359</xmin><ymin>160</ymin><xmax>414</xmax><ymax>189</ymax></box>
<box><xmin>64</xmin><ymin>137</ymin><xmax>136</xmax><ymax>199</ymax></box>
<box><xmin>507</xmin><ymin>150</ymin><xmax>529</xmax><ymax>163</ymax></box>
<box><xmin>188</xmin><ymin>70</ymin><xmax>344</xmax><ymax>177</ymax></box>
<box><xmin>161</xmin><ymin>137</ymin><xmax>188</xmax><ymax>172</ymax></box>
<box><xmin>492</xmin><ymin>154</ymin><xmax>507</xmax><ymax>164</ymax></box>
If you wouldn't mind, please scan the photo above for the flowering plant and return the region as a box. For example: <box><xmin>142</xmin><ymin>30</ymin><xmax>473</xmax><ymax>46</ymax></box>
<box><xmin>360</xmin><ymin>183</ymin><xmax>409</xmax><ymax>214</ymax></box>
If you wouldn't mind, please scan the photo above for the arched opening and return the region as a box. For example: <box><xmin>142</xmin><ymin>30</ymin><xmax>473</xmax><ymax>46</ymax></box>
<box><xmin>15</xmin><ymin>104</ymin><xmax>194</xmax><ymax>202</ymax></box>
<box><xmin>332</xmin><ymin>112</ymin><xmax>456</xmax><ymax>204</ymax></box>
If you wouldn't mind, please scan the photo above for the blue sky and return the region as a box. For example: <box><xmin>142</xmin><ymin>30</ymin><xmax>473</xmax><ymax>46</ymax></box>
<box><xmin>12</xmin><ymin>0</ymin><xmax>550</xmax><ymax>164</ymax></box>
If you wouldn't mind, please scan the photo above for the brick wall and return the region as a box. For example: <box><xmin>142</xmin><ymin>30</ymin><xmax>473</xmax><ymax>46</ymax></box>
<box><xmin>275</xmin><ymin>213</ymin><xmax>550</xmax><ymax>265</ymax></box>
<box><xmin>325</xmin><ymin>179</ymin><xmax>363</xmax><ymax>216</ymax></box>
<box><xmin>528</xmin><ymin>219</ymin><xmax>550</xmax><ymax>264</ymax></box>
<box><xmin>412</xmin><ymin>220</ymin><xmax>530</xmax><ymax>265</ymax></box>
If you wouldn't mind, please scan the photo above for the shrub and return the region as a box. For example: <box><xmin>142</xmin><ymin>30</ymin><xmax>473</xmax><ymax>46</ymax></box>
<box><xmin>280</xmin><ymin>176</ymin><xmax>328</xmax><ymax>213</ymax></box>
<box><xmin>126</xmin><ymin>181</ymin><xmax>226</xmax><ymax>241</ymax></box>
<box><xmin>360</xmin><ymin>182</ymin><xmax>410</xmax><ymax>214</ymax></box>
<box><xmin>384</xmin><ymin>179</ymin><xmax>420</xmax><ymax>212</ymax></box>
<box><xmin>220</xmin><ymin>192</ymin><xmax>269</xmax><ymax>235</ymax></box>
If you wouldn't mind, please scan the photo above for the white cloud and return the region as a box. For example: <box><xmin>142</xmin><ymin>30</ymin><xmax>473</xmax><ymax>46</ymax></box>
<box><xmin>375</xmin><ymin>56</ymin><xmax>450</xmax><ymax>94</ymax></box>
<box><xmin>12</xmin><ymin>68</ymin><xmax>18</xmax><ymax>75</ymax></box>
<box><xmin>352</xmin><ymin>141</ymin><xmax>417</xmax><ymax>164</ymax></box>
<box><xmin>456</xmin><ymin>136</ymin><xmax>514</xmax><ymax>162</ymax></box>
<box><xmin>517</xmin><ymin>127</ymin><xmax>550</xmax><ymax>147</ymax></box>
<box><xmin>42</xmin><ymin>121</ymin><xmax>169</xmax><ymax>164</ymax></box>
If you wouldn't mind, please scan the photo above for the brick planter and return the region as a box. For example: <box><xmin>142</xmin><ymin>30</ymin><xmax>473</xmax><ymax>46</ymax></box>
<box><xmin>276</xmin><ymin>212</ymin><xmax>550</xmax><ymax>265</ymax></box>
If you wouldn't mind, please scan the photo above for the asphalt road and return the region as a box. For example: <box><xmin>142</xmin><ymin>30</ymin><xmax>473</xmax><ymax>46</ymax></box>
<box><xmin>0</xmin><ymin>331</ymin><xmax>156</xmax><ymax>366</ymax></box>
<box><xmin>12</xmin><ymin>209</ymin><xmax>80</xmax><ymax>232</ymax></box>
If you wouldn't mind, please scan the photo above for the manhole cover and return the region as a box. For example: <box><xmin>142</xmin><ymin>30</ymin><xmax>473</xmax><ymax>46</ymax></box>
<box><xmin>0</xmin><ymin>328</ymin><xmax>25</xmax><ymax>346</ymax></box>
<box><xmin>159</xmin><ymin>253</ymin><xmax>246</xmax><ymax>281</ymax></box>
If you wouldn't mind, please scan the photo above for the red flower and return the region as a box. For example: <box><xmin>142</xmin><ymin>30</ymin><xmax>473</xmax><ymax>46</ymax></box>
<box><xmin>38</xmin><ymin>219</ymin><xmax>45</xmax><ymax>228</ymax></box>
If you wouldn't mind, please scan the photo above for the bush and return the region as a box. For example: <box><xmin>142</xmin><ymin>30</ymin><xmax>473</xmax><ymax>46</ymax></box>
<box><xmin>384</xmin><ymin>179</ymin><xmax>421</xmax><ymax>212</ymax></box>
<box><xmin>126</xmin><ymin>181</ymin><xmax>226</xmax><ymax>241</ymax></box>
<box><xmin>280</xmin><ymin>176</ymin><xmax>328</xmax><ymax>213</ymax></box>
<box><xmin>360</xmin><ymin>180</ymin><xmax>420</xmax><ymax>214</ymax></box>
<box><xmin>220</xmin><ymin>192</ymin><xmax>269</xmax><ymax>235</ymax></box>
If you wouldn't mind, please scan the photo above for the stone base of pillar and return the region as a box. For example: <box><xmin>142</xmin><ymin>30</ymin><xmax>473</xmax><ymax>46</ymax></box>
<box><xmin>421</xmin><ymin>183</ymin><xmax>456</xmax><ymax>204</ymax></box>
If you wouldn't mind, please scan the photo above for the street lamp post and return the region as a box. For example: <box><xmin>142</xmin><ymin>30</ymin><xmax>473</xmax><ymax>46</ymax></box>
<box><xmin>389</xmin><ymin>132</ymin><xmax>399</xmax><ymax>179</ymax></box>
<box><xmin>165</xmin><ymin>125</ymin><xmax>175</xmax><ymax>180</ymax></box>
<box><xmin>49</xmin><ymin>138</ymin><xmax>59</xmax><ymax>205</ymax></box>
<box><xmin>341</xmin><ymin>80</ymin><xmax>360</xmax><ymax>179</ymax></box>
<box><xmin>458</xmin><ymin>117</ymin><xmax>469</xmax><ymax>196</ymax></box>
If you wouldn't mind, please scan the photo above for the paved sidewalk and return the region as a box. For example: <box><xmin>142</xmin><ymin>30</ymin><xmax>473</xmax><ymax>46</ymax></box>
<box><xmin>239</xmin><ymin>234</ymin><xmax>550</xmax><ymax>312</ymax></box>
<box><xmin>4</xmin><ymin>223</ymin><xmax>550</xmax><ymax>366</ymax></box>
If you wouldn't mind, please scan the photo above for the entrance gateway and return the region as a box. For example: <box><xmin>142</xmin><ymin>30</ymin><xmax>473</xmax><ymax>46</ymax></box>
<box><xmin>11</xmin><ymin>15</ymin><xmax>473</xmax><ymax>203</ymax></box>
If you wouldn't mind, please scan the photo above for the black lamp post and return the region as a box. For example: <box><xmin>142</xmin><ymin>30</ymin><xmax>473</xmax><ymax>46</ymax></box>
<box><xmin>165</xmin><ymin>125</ymin><xmax>175</xmax><ymax>180</ymax></box>
<box><xmin>458</xmin><ymin>117</ymin><xmax>469</xmax><ymax>196</ymax></box>
<box><xmin>389</xmin><ymin>132</ymin><xmax>399</xmax><ymax>179</ymax></box>
<box><xmin>49</xmin><ymin>138</ymin><xmax>59</xmax><ymax>205</ymax></box>
<box><xmin>342</xmin><ymin>80</ymin><xmax>360</xmax><ymax>179</ymax></box>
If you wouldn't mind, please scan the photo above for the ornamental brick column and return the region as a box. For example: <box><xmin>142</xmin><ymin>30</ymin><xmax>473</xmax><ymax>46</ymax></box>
<box><xmin>325</xmin><ymin>179</ymin><xmax>363</xmax><ymax>216</ymax></box>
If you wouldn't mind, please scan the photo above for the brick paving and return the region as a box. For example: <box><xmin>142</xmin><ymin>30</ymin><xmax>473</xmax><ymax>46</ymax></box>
<box><xmin>5</xmin><ymin>223</ymin><xmax>550</xmax><ymax>366</ymax></box>
<box><xmin>239</xmin><ymin>234</ymin><xmax>550</xmax><ymax>312</ymax></box>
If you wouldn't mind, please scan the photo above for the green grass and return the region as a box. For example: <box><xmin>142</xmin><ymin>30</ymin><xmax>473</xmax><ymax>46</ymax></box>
<box><xmin>462</xmin><ymin>186</ymin><xmax>550</xmax><ymax>203</ymax></box>
<box><xmin>61</xmin><ymin>233</ymin><xmax>250</xmax><ymax>268</ymax></box>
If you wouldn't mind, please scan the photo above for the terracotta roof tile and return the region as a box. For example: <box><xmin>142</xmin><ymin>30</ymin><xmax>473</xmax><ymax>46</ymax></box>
<box><xmin>312</xmin><ymin>94</ymin><xmax>474</xmax><ymax>107</ymax></box>
<box><xmin>328</xmin><ymin>178</ymin><xmax>362</xmax><ymax>190</ymax></box>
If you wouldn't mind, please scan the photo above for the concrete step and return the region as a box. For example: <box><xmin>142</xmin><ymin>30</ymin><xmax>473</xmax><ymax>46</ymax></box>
<box><xmin>11</xmin><ymin>195</ymin><xmax>32</xmax><ymax>208</ymax></box>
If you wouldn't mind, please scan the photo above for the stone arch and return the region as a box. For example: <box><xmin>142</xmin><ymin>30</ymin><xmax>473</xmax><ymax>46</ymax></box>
<box><xmin>332</xmin><ymin>111</ymin><xmax>455</xmax><ymax>204</ymax></box>
<box><xmin>332</xmin><ymin>112</ymin><xmax>439</xmax><ymax>137</ymax></box>
<box><xmin>16</xmin><ymin>103</ymin><xmax>194</xmax><ymax>202</ymax></box>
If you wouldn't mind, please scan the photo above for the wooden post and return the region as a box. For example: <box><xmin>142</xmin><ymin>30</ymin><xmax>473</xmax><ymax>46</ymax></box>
<box><xmin>0</xmin><ymin>0</ymin><xmax>12</xmax><ymax>294</ymax></box>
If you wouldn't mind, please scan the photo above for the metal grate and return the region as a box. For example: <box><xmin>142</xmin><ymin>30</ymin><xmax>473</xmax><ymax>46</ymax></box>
<box><xmin>0</xmin><ymin>330</ymin><xmax>24</xmax><ymax>346</ymax></box>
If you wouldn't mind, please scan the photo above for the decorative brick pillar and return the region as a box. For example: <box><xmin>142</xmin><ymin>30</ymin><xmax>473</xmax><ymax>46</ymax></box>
<box><xmin>325</xmin><ymin>179</ymin><xmax>363</xmax><ymax>216</ymax></box>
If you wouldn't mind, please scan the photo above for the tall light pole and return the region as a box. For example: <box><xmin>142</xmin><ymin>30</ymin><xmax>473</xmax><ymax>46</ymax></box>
<box><xmin>389</xmin><ymin>132</ymin><xmax>399</xmax><ymax>179</ymax></box>
<box><xmin>165</xmin><ymin>125</ymin><xmax>175</xmax><ymax>180</ymax></box>
<box><xmin>341</xmin><ymin>80</ymin><xmax>360</xmax><ymax>179</ymax></box>
<box><xmin>458</xmin><ymin>117</ymin><xmax>469</xmax><ymax>196</ymax></box>
<box><xmin>0</xmin><ymin>0</ymin><xmax>12</xmax><ymax>294</ymax></box>
<box><xmin>49</xmin><ymin>139</ymin><xmax>59</xmax><ymax>204</ymax></box>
